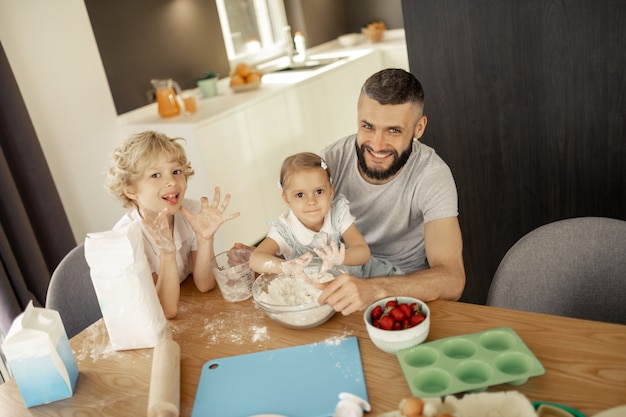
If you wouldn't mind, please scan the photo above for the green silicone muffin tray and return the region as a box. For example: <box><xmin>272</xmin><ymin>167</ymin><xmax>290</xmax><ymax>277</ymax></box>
<box><xmin>396</xmin><ymin>327</ymin><xmax>545</xmax><ymax>397</ymax></box>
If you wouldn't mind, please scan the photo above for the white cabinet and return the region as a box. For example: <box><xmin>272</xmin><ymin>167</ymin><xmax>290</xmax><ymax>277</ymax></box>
<box><xmin>241</xmin><ymin>93</ymin><xmax>296</xmax><ymax>227</ymax></box>
<box><xmin>382</xmin><ymin>47</ymin><xmax>410</xmax><ymax>70</ymax></box>
<box><xmin>322</xmin><ymin>51</ymin><xmax>383</xmax><ymax>140</ymax></box>
<box><xmin>283</xmin><ymin>80</ymin><xmax>332</xmax><ymax>153</ymax></box>
<box><xmin>194</xmin><ymin>112</ymin><xmax>268</xmax><ymax>251</ymax></box>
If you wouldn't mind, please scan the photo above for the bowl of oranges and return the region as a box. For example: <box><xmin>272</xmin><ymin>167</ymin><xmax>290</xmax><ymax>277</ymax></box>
<box><xmin>230</xmin><ymin>63</ymin><xmax>263</xmax><ymax>93</ymax></box>
<box><xmin>362</xmin><ymin>20</ymin><xmax>386</xmax><ymax>43</ymax></box>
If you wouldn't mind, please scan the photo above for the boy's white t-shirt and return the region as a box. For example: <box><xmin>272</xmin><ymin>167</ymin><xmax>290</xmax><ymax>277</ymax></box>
<box><xmin>113</xmin><ymin>199</ymin><xmax>200</xmax><ymax>282</ymax></box>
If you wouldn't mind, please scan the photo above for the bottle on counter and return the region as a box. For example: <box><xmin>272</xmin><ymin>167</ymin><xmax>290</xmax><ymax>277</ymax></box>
<box><xmin>294</xmin><ymin>31</ymin><xmax>307</xmax><ymax>62</ymax></box>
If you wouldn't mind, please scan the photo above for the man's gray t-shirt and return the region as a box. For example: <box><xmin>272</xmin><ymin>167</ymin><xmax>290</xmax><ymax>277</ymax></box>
<box><xmin>320</xmin><ymin>134</ymin><xmax>458</xmax><ymax>273</ymax></box>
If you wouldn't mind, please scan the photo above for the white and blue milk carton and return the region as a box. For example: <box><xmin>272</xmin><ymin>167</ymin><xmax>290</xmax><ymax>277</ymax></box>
<box><xmin>1</xmin><ymin>301</ymin><xmax>79</xmax><ymax>407</ymax></box>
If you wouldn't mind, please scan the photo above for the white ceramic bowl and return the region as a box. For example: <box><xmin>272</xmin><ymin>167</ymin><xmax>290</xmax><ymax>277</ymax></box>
<box><xmin>363</xmin><ymin>296</ymin><xmax>430</xmax><ymax>354</ymax></box>
<box><xmin>252</xmin><ymin>260</ymin><xmax>344</xmax><ymax>329</ymax></box>
<box><xmin>337</xmin><ymin>33</ymin><xmax>363</xmax><ymax>47</ymax></box>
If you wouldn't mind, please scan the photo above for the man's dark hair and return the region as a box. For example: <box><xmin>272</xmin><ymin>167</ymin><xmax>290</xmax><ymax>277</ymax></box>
<box><xmin>360</xmin><ymin>68</ymin><xmax>425</xmax><ymax>108</ymax></box>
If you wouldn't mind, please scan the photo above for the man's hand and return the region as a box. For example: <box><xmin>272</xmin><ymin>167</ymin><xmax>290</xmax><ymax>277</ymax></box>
<box><xmin>317</xmin><ymin>273</ymin><xmax>375</xmax><ymax>315</ymax></box>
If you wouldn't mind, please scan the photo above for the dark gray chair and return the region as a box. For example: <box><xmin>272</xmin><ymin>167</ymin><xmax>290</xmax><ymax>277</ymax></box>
<box><xmin>45</xmin><ymin>243</ymin><xmax>102</xmax><ymax>338</ymax></box>
<box><xmin>486</xmin><ymin>217</ymin><xmax>626</xmax><ymax>325</ymax></box>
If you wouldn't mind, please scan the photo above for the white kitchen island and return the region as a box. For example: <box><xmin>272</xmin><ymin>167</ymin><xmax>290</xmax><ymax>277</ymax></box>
<box><xmin>118</xmin><ymin>30</ymin><xmax>409</xmax><ymax>252</ymax></box>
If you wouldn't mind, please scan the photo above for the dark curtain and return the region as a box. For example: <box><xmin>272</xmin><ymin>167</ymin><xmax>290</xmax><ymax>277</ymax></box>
<box><xmin>0</xmin><ymin>41</ymin><xmax>76</xmax><ymax>335</ymax></box>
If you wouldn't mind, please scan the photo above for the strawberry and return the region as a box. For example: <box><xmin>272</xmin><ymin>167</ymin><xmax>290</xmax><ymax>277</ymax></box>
<box><xmin>400</xmin><ymin>303</ymin><xmax>413</xmax><ymax>318</ymax></box>
<box><xmin>385</xmin><ymin>300</ymin><xmax>399</xmax><ymax>309</ymax></box>
<box><xmin>370</xmin><ymin>305</ymin><xmax>383</xmax><ymax>322</ymax></box>
<box><xmin>378</xmin><ymin>315</ymin><xmax>395</xmax><ymax>330</ymax></box>
<box><xmin>388</xmin><ymin>307</ymin><xmax>407</xmax><ymax>322</ymax></box>
<box><xmin>410</xmin><ymin>313</ymin><xmax>426</xmax><ymax>326</ymax></box>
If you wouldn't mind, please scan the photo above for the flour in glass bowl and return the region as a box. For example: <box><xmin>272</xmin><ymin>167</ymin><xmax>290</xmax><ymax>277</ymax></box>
<box><xmin>257</xmin><ymin>272</ymin><xmax>334</xmax><ymax>306</ymax></box>
<box><xmin>254</xmin><ymin>271</ymin><xmax>337</xmax><ymax>328</ymax></box>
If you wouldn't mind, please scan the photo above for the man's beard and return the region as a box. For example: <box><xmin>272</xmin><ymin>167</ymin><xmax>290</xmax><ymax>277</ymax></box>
<box><xmin>356</xmin><ymin>141</ymin><xmax>412</xmax><ymax>181</ymax></box>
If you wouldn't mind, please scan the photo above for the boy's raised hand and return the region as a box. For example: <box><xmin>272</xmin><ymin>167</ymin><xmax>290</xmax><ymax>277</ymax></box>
<box><xmin>181</xmin><ymin>187</ymin><xmax>240</xmax><ymax>240</ymax></box>
<box><xmin>142</xmin><ymin>208</ymin><xmax>175</xmax><ymax>254</ymax></box>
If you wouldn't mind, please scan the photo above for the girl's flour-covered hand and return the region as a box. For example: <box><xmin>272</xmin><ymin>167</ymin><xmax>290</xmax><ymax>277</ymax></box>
<box><xmin>281</xmin><ymin>252</ymin><xmax>313</xmax><ymax>281</ymax></box>
<box><xmin>314</xmin><ymin>241</ymin><xmax>345</xmax><ymax>278</ymax></box>
<box><xmin>181</xmin><ymin>187</ymin><xmax>240</xmax><ymax>240</ymax></box>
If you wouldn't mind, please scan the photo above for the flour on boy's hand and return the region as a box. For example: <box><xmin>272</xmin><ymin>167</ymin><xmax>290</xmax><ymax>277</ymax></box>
<box><xmin>142</xmin><ymin>208</ymin><xmax>175</xmax><ymax>254</ymax></box>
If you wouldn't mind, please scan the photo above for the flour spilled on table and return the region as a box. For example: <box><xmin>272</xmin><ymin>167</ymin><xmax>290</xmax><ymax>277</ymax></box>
<box><xmin>202</xmin><ymin>313</ymin><xmax>271</xmax><ymax>345</ymax></box>
<box><xmin>323</xmin><ymin>333</ymin><xmax>355</xmax><ymax>345</ymax></box>
<box><xmin>74</xmin><ymin>322</ymin><xmax>117</xmax><ymax>361</ymax></box>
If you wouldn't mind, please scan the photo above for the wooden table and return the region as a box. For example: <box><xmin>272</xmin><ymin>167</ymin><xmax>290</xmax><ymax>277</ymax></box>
<box><xmin>1</xmin><ymin>278</ymin><xmax>625</xmax><ymax>416</ymax></box>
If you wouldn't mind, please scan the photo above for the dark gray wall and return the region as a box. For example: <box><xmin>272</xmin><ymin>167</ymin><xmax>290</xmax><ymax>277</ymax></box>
<box><xmin>401</xmin><ymin>0</ymin><xmax>626</xmax><ymax>304</ymax></box>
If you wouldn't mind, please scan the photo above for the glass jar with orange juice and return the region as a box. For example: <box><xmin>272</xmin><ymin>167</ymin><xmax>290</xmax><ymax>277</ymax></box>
<box><xmin>151</xmin><ymin>79</ymin><xmax>185</xmax><ymax>118</ymax></box>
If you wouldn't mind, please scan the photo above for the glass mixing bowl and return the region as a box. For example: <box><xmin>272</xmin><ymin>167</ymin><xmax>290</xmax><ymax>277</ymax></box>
<box><xmin>252</xmin><ymin>259</ymin><xmax>345</xmax><ymax>329</ymax></box>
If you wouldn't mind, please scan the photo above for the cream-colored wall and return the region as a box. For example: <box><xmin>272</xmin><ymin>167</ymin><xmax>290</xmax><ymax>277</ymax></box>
<box><xmin>0</xmin><ymin>0</ymin><xmax>125</xmax><ymax>242</ymax></box>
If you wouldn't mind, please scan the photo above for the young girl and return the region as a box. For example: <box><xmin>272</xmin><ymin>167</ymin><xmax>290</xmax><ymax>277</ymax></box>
<box><xmin>106</xmin><ymin>131</ymin><xmax>239</xmax><ymax>318</ymax></box>
<box><xmin>249</xmin><ymin>152</ymin><xmax>401</xmax><ymax>278</ymax></box>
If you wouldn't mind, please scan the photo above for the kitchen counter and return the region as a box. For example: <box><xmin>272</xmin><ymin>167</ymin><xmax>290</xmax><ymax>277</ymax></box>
<box><xmin>117</xmin><ymin>29</ymin><xmax>408</xmax><ymax>128</ymax></box>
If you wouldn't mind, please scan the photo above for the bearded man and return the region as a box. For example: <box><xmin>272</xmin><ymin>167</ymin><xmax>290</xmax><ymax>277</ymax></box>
<box><xmin>318</xmin><ymin>68</ymin><xmax>466</xmax><ymax>315</ymax></box>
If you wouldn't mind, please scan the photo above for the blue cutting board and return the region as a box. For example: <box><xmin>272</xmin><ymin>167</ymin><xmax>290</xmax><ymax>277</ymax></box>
<box><xmin>191</xmin><ymin>336</ymin><xmax>368</xmax><ymax>417</ymax></box>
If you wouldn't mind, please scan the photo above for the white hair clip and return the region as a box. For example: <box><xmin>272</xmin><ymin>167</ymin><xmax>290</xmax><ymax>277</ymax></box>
<box><xmin>277</xmin><ymin>180</ymin><xmax>283</xmax><ymax>189</ymax></box>
<box><xmin>321</xmin><ymin>160</ymin><xmax>328</xmax><ymax>170</ymax></box>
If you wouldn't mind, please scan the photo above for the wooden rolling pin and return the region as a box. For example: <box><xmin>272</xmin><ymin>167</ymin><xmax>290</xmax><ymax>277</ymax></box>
<box><xmin>148</xmin><ymin>333</ymin><xmax>180</xmax><ymax>417</ymax></box>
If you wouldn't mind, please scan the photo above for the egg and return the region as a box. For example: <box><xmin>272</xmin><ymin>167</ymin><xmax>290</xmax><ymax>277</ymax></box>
<box><xmin>399</xmin><ymin>397</ymin><xmax>425</xmax><ymax>417</ymax></box>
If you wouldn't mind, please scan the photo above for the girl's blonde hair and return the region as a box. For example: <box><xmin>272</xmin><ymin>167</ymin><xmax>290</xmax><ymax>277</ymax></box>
<box><xmin>106</xmin><ymin>131</ymin><xmax>194</xmax><ymax>209</ymax></box>
<box><xmin>279</xmin><ymin>152</ymin><xmax>332</xmax><ymax>189</ymax></box>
